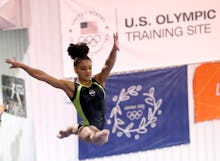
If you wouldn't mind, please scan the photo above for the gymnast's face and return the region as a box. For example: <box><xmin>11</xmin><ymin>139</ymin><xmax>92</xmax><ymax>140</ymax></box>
<box><xmin>74</xmin><ymin>59</ymin><xmax>92</xmax><ymax>81</ymax></box>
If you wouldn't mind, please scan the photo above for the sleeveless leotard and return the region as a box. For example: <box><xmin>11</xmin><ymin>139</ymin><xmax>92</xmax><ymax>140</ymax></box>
<box><xmin>71</xmin><ymin>78</ymin><xmax>106</xmax><ymax>130</ymax></box>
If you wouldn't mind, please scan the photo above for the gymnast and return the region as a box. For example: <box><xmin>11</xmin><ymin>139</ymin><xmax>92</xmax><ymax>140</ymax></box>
<box><xmin>6</xmin><ymin>33</ymin><xmax>119</xmax><ymax>146</ymax></box>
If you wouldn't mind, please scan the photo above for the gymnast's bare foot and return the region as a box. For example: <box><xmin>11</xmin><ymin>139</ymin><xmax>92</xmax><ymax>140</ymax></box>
<box><xmin>57</xmin><ymin>124</ymin><xmax>79</xmax><ymax>139</ymax></box>
<box><xmin>92</xmin><ymin>129</ymin><xmax>110</xmax><ymax>146</ymax></box>
<box><xmin>57</xmin><ymin>130</ymin><xmax>71</xmax><ymax>139</ymax></box>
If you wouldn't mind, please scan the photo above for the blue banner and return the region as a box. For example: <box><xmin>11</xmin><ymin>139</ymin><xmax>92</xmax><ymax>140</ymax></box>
<box><xmin>79</xmin><ymin>65</ymin><xmax>189</xmax><ymax>160</ymax></box>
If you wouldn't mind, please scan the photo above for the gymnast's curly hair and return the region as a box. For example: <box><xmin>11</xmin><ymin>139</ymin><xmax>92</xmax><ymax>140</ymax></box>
<box><xmin>67</xmin><ymin>42</ymin><xmax>91</xmax><ymax>67</ymax></box>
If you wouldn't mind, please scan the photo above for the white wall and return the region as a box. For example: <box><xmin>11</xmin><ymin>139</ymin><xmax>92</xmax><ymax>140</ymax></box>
<box><xmin>0</xmin><ymin>0</ymin><xmax>219</xmax><ymax>161</ymax></box>
<box><xmin>28</xmin><ymin>0</ymin><xmax>78</xmax><ymax>161</ymax></box>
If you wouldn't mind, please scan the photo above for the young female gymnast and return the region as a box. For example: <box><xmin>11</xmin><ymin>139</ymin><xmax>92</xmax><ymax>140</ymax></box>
<box><xmin>6</xmin><ymin>33</ymin><xmax>119</xmax><ymax>146</ymax></box>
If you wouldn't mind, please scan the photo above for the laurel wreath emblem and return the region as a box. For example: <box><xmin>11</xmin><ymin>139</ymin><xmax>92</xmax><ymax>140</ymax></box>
<box><xmin>107</xmin><ymin>85</ymin><xmax>163</xmax><ymax>140</ymax></box>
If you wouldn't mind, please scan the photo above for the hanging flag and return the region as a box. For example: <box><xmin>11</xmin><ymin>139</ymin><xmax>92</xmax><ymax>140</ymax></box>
<box><xmin>194</xmin><ymin>62</ymin><xmax>220</xmax><ymax>122</ymax></box>
<box><xmin>78</xmin><ymin>65</ymin><xmax>189</xmax><ymax>160</ymax></box>
<box><xmin>80</xmin><ymin>21</ymin><xmax>98</xmax><ymax>34</ymax></box>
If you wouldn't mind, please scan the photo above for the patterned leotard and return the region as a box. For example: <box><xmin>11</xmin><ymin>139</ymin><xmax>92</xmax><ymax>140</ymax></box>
<box><xmin>71</xmin><ymin>78</ymin><xmax>106</xmax><ymax>130</ymax></box>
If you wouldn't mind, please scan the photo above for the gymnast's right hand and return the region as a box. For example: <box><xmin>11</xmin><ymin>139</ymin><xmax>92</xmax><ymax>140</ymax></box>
<box><xmin>0</xmin><ymin>105</ymin><xmax>5</xmax><ymax>114</ymax></box>
<box><xmin>5</xmin><ymin>57</ymin><xmax>21</xmax><ymax>68</ymax></box>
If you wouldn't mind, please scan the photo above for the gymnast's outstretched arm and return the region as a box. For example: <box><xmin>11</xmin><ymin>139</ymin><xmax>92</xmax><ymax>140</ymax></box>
<box><xmin>5</xmin><ymin>58</ymin><xmax>75</xmax><ymax>98</ymax></box>
<box><xmin>95</xmin><ymin>33</ymin><xmax>119</xmax><ymax>87</ymax></box>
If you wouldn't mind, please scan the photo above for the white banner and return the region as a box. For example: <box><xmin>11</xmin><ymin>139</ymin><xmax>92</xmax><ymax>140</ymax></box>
<box><xmin>60</xmin><ymin>0</ymin><xmax>220</xmax><ymax>77</ymax></box>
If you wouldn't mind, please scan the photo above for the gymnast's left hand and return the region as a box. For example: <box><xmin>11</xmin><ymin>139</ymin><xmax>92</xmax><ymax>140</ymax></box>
<box><xmin>113</xmin><ymin>33</ymin><xmax>119</xmax><ymax>51</ymax></box>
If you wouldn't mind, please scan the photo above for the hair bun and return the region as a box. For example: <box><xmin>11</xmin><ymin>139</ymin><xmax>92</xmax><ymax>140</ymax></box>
<box><xmin>67</xmin><ymin>43</ymin><xmax>89</xmax><ymax>60</ymax></box>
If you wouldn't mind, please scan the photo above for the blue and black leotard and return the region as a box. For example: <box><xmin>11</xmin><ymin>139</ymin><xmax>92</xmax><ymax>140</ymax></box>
<box><xmin>71</xmin><ymin>78</ymin><xmax>106</xmax><ymax>130</ymax></box>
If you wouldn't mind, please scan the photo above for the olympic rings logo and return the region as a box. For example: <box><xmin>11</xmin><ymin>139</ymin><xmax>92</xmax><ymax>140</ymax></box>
<box><xmin>126</xmin><ymin>110</ymin><xmax>143</xmax><ymax>120</ymax></box>
<box><xmin>78</xmin><ymin>34</ymin><xmax>101</xmax><ymax>47</ymax></box>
